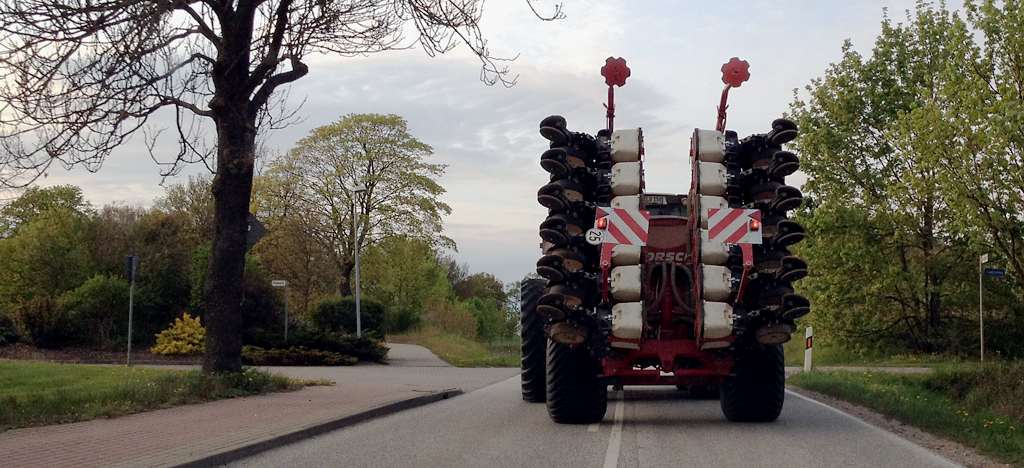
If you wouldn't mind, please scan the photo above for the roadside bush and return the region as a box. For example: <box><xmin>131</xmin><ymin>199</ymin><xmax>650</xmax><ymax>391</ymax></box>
<box><xmin>463</xmin><ymin>297</ymin><xmax>505</xmax><ymax>341</ymax></box>
<box><xmin>423</xmin><ymin>297</ymin><xmax>477</xmax><ymax>339</ymax></box>
<box><xmin>13</xmin><ymin>296</ymin><xmax>75</xmax><ymax>348</ymax></box>
<box><xmin>0</xmin><ymin>312</ymin><xmax>19</xmax><ymax>346</ymax></box>
<box><xmin>310</xmin><ymin>296</ymin><xmax>384</xmax><ymax>334</ymax></box>
<box><xmin>245</xmin><ymin>325</ymin><xmax>388</xmax><ymax>362</ymax></box>
<box><xmin>150</xmin><ymin>312</ymin><xmax>205</xmax><ymax>355</ymax></box>
<box><xmin>385</xmin><ymin>307</ymin><xmax>420</xmax><ymax>334</ymax></box>
<box><xmin>241</xmin><ymin>345</ymin><xmax>357</xmax><ymax>366</ymax></box>
<box><xmin>59</xmin><ymin>274</ymin><xmax>130</xmax><ymax>349</ymax></box>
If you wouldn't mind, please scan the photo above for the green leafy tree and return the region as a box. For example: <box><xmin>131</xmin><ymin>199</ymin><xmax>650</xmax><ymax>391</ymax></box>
<box><xmin>0</xmin><ymin>185</ymin><xmax>91</xmax><ymax>238</ymax></box>
<box><xmin>59</xmin><ymin>274</ymin><xmax>130</xmax><ymax>348</ymax></box>
<box><xmin>0</xmin><ymin>208</ymin><xmax>94</xmax><ymax>304</ymax></box>
<box><xmin>361</xmin><ymin>237</ymin><xmax>451</xmax><ymax>332</ymax></box>
<box><xmin>268</xmin><ymin>114</ymin><xmax>453</xmax><ymax>297</ymax></box>
<box><xmin>789</xmin><ymin>4</ymin><xmax>978</xmax><ymax>352</ymax></box>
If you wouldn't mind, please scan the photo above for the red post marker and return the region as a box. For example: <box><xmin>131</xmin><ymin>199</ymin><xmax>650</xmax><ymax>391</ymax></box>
<box><xmin>716</xmin><ymin>57</ymin><xmax>750</xmax><ymax>132</ymax></box>
<box><xmin>600</xmin><ymin>57</ymin><xmax>630</xmax><ymax>132</ymax></box>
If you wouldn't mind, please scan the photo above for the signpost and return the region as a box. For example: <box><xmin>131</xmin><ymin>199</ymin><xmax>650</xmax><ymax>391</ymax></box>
<box><xmin>979</xmin><ymin>254</ymin><xmax>989</xmax><ymax>363</ymax></box>
<box><xmin>804</xmin><ymin>326</ymin><xmax>813</xmax><ymax>372</ymax></box>
<box><xmin>271</xmin><ymin>280</ymin><xmax>288</xmax><ymax>342</ymax></box>
<box><xmin>125</xmin><ymin>255</ymin><xmax>139</xmax><ymax>367</ymax></box>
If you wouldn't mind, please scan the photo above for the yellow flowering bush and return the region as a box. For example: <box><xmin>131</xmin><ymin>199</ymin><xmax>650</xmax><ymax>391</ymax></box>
<box><xmin>150</xmin><ymin>312</ymin><xmax>205</xmax><ymax>355</ymax></box>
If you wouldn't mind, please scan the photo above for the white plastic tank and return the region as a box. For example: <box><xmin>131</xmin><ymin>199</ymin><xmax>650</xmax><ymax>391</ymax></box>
<box><xmin>702</xmin><ymin>265</ymin><xmax>733</xmax><ymax>302</ymax></box>
<box><xmin>611</xmin><ymin>129</ymin><xmax>641</xmax><ymax>163</ymax></box>
<box><xmin>698</xmin><ymin>161</ymin><xmax>728</xmax><ymax>196</ymax></box>
<box><xmin>702</xmin><ymin>301</ymin><xmax>734</xmax><ymax>340</ymax></box>
<box><xmin>695</xmin><ymin>129</ymin><xmax>725</xmax><ymax>163</ymax></box>
<box><xmin>611</xmin><ymin>244</ymin><xmax>642</xmax><ymax>266</ymax></box>
<box><xmin>611</xmin><ymin>302</ymin><xmax>643</xmax><ymax>340</ymax></box>
<box><xmin>700</xmin><ymin>232</ymin><xmax>729</xmax><ymax>265</ymax></box>
<box><xmin>611</xmin><ymin>162</ymin><xmax>642</xmax><ymax>196</ymax></box>
<box><xmin>611</xmin><ymin>195</ymin><xmax>641</xmax><ymax>212</ymax></box>
<box><xmin>610</xmin><ymin>265</ymin><xmax>642</xmax><ymax>302</ymax></box>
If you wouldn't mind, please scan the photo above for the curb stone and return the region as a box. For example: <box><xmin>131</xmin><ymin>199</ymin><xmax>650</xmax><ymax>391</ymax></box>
<box><xmin>174</xmin><ymin>388</ymin><xmax>463</xmax><ymax>468</ymax></box>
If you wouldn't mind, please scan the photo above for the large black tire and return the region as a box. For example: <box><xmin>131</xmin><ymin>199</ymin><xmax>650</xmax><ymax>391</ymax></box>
<box><xmin>720</xmin><ymin>344</ymin><xmax>785</xmax><ymax>422</ymax></box>
<box><xmin>546</xmin><ymin>341</ymin><xmax>607</xmax><ymax>423</ymax></box>
<box><xmin>521</xmin><ymin>279</ymin><xmax>547</xmax><ymax>402</ymax></box>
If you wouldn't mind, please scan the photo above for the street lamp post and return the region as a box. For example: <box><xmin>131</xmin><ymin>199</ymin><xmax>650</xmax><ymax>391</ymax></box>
<box><xmin>979</xmin><ymin>253</ymin><xmax>988</xmax><ymax>363</ymax></box>
<box><xmin>349</xmin><ymin>182</ymin><xmax>367</xmax><ymax>337</ymax></box>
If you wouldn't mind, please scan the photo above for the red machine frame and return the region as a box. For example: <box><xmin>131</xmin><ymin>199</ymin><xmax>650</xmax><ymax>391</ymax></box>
<box><xmin>595</xmin><ymin>57</ymin><xmax>753</xmax><ymax>386</ymax></box>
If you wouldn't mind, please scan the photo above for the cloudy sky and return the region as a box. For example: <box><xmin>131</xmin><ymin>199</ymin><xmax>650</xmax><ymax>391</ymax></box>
<box><xmin>28</xmin><ymin>0</ymin><xmax>956</xmax><ymax>283</ymax></box>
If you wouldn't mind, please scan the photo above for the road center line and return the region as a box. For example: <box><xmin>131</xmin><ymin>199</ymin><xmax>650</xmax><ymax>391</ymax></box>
<box><xmin>602</xmin><ymin>389</ymin><xmax>625</xmax><ymax>468</ymax></box>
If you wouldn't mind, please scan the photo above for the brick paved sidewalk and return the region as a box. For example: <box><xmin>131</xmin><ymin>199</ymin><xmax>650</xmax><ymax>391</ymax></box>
<box><xmin>0</xmin><ymin>345</ymin><xmax>518</xmax><ymax>468</ymax></box>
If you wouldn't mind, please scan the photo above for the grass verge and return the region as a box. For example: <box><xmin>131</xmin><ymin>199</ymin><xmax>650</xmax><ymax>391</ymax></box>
<box><xmin>782</xmin><ymin>337</ymin><xmax>953</xmax><ymax>367</ymax></box>
<box><xmin>389</xmin><ymin>327</ymin><xmax>519</xmax><ymax>367</ymax></box>
<box><xmin>789</xmin><ymin>364</ymin><xmax>1024</xmax><ymax>465</ymax></box>
<box><xmin>0</xmin><ymin>360</ymin><xmax>328</xmax><ymax>431</ymax></box>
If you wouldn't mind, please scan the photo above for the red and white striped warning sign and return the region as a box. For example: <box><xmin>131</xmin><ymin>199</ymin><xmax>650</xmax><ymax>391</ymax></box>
<box><xmin>595</xmin><ymin>207</ymin><xmax>650</xmax><ymax>246</ymax></box>
<box><xmin>707</xmin><ymin>208</ymin><xmax>763</xmax><ymax>244</ymax></box>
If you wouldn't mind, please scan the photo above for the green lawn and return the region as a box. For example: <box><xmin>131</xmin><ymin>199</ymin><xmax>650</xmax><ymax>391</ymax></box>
<box><xmin>0</xmin><ymin>360</ymin><xmax>322</xmax><ymax>431</ymax></box>
<box><xmin>789</xmin><ymin>364</ymin><xmax>1024</xmax><ymax>465</ymax></box>
<box><xmin>389</xmin><ymin>327</ymin><xmax>520</xmax><ymax>367</ymax></box>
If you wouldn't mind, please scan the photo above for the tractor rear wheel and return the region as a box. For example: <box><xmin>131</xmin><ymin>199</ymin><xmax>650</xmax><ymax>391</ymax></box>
<box><xmin>720</xmin><ymin>344</ymin><xmax>785</xmax><ymax>422</ymax></box>
<box><xmin>521</xmin><ymin>279</ymin><xmax>547</xmax><ymax>403</ymax></box>
<box><xmin>546</xmin><ymin>341</ymin><xmax>607</xmax><ymax>423</ymax></box>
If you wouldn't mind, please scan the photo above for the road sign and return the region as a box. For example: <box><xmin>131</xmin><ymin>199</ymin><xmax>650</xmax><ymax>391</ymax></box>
<box><xmin>585</xmin><ymin>228</ymin><xmax>604</xmax><ymax>245</ymax></box>
<box><xmin>246</xmin><ymin>213</ymin><xmax>265</xmax><ymax>250</ymax></box>
<box><xmin>271</xmin><ymin>280</ymin><xmax>288</xmax><ymax>288</ymax></box>
<box><xmin>984</xmin><ymin>268</ymin><xmax>1006</xmax><ymax>278</ymax></box>
<box><xmin>706</xmin><ymin>208</ymin><xmax>762</xmax><ymax>244</ymax></box>
<box><xmin>594</xmin><ymin>207</ymin><xmax>649</xmax><ymax>246</ymax></box>
<box><xmin>980</xmin><ymin>253</ymin><xmax>989</xmax><ymax>264</ymax></box>
<box><xmin>124</xmin><ymin>255</ymin><xmax>139</xmax><ymax>281</ymax></box>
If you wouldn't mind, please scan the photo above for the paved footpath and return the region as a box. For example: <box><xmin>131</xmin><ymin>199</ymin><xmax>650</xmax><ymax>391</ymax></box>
<box><xmin>0</xmin><ymin>344</ymin><xmax>518</xmax><ymax>468</ymax></box>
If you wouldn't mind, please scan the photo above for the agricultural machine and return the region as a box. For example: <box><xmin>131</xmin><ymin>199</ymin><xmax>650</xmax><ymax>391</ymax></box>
<box><xmin>521</xmin><ymin>57</ymin><xmax>809</xmax><ymax>424</ymax></box>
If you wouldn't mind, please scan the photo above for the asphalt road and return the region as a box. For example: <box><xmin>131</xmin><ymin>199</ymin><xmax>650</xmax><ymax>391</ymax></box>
<box><xmin>231</xmin><ymin>375</ymin><xmax>957</xmax><ymax>468</ymax></box>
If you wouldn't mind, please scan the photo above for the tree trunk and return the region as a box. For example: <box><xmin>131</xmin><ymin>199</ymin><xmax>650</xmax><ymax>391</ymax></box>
<box><xmin>338</xmin><ymin>260</ymin><xmax>355</xmax><ymax>296</ymax></box>
<box><xmin>202</xmin><ymin>117</ymin><xmax>257</xmax><ymax>373</ymax></box>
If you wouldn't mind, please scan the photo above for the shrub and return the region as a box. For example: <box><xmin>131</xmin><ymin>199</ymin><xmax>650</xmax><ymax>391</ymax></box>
<box><xmin>463</xmin><ymin>297</ymin><xmax>506</xmax><ymax>341</ymax></box>
<box><xmin>13</xmin><ymin>296</ymin><xmax>75</xmax><ymax>348</ymax></box>
<box><xmin>310</xmin><ymin>296</ymin><xmax>384</xmax><ymax>334</ymax></box>
<box><xmin>423</xmin><ymin>297</ymin><xmax>477</xmax><ymax>339</ymax></box>
<box><xmin>150</xmin><ymin>312</ymin><xmax>205</xmax><ymax>355</ymax></box>
<box><xmin>242</xmin><ymin>346</ymin><xmax>358</xmax><ymax>366</ymax></box>
<box><xmin>0</xmin><ymin>312</ymin><xmax>19</xmax><ymax>346</ymax></box>
<box><xmin>385</xmin><ymin>307</ymin><xmax>420</xmax><ymax>334</ymax></box>
<box><xmin>245</xmin><ymin>325</ymin><xmax>388</xmax><ymax>363</ymax></box>
<box><xmin>59</xmin><ymin>274</ymin><xmax>130</xmax><ymax>349</ymax></box>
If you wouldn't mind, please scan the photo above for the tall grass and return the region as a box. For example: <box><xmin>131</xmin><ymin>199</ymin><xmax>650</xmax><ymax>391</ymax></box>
<box><xmin>789</xmin><ymin>364</ymin><xmax>1024</xmax><ymax>465</ymax></box>
<box><xmin>389</xmin><ymin>327</ymin><xmax>519</xmax><ymax>367</ymax></box>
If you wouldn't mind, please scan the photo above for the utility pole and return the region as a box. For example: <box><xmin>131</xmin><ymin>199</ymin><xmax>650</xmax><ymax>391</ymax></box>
<box><xmin>349</xmin><ymin>182</ymin><xmax>368</xmax><ymax>338</ymax></box>
<box><xmin>272</xmin><ymin>280</ymin><xmax>289</xmax><ymax>341</ymax></box>
<box><xmin>979</xmin><ymin>253</ymin><xmax>988</xmax><ymax>363</ymax></box>
<box><xmin>125</xmin><ymin>255</ymin><xmax>138</xmax><ymax>367</ymax></box>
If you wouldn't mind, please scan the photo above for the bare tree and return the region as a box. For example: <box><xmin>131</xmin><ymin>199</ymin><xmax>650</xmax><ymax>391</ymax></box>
<box><xmin>0</xmin><ymin>0</ymin><xmax>561</xmax><ymax>372</ymax></box>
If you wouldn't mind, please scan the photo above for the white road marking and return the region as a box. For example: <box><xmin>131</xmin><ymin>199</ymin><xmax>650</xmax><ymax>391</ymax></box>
<box><xmin>587</xmin><ymin>423</ymin><xmax>599</xmax><ymax>432</ymax></box>
<box><xmin>602</xmin><ymin>390</ymin><xmax>625</xmax><ymax>468</ymax></box>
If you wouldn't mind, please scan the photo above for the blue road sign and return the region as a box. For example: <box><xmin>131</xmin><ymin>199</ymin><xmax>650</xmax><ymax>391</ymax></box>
<box><xmin>984</xmin><ymin>268</ymin><xmax>1006</xmax><ymax>278</ymax></box>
